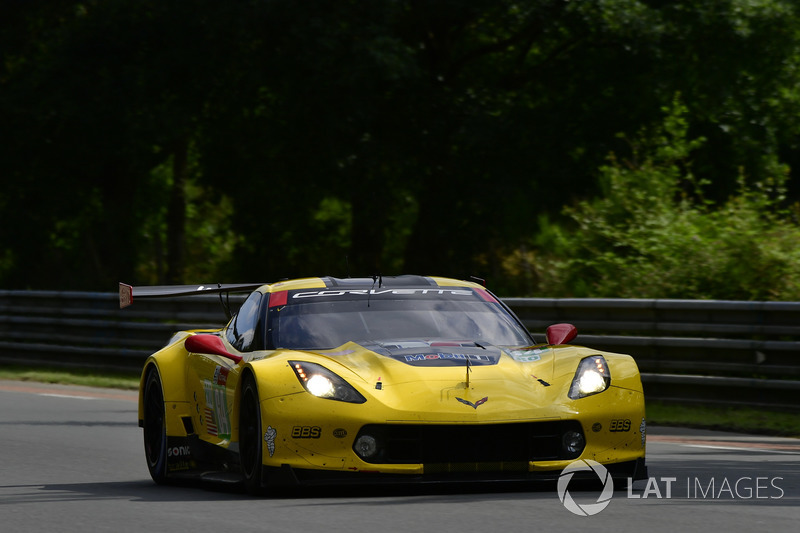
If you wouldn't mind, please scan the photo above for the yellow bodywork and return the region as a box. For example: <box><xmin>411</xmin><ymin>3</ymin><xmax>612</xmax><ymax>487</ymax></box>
<box><xmin>246</xmin><ymin>344</ymin><xmax>644</xmax><ymax>475</ymax></box>
<box><xmin>138</xmin><ymin>277</ymin><xmax>645</xmax><ymax>480</ymax></box>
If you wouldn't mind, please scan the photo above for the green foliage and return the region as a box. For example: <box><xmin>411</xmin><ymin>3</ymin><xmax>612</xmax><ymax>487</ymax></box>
<box><xmin>2</xmin><ymin>2</ymin><xmax>800</xmax><ymax>291</ymax></box>
<box><xmin>136</xmin><ymin>148</ymin><xmax>239</xmax><ymax>284</ymax></box>
<box><xmin>531</xmin><ymin>98</ymin><xmax>800</xmax><ymax>300</ymax></box>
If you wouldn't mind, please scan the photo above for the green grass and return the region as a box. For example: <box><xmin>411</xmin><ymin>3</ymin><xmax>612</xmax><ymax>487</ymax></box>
<box><xmin>647</xmin><ymin>401</ymin><xmax>800</xmax><ymax>438</ymax></box>
<box><xmin>0</xmin><ymin>364</ymin><xmax>140</xmax><ymax>390</ymax></box>
<box><xmin>1</xmin><ymin>365</ymin><xmax>798</xmax><ymax>437</ymax></box>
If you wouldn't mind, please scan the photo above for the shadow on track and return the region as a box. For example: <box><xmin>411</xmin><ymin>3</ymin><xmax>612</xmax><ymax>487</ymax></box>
<box><xmin>0</xmin><ymin>478</ymin><xmax>558</xmax><ymax>505</ymax></box>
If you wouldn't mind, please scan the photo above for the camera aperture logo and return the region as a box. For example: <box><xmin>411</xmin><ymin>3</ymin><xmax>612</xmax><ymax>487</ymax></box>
<box><xmin>557</xmin><ymin>460</ymin><xmax>787</xmax><ymax>516</ymax></box>
<box><xmin>557</xmin><ymin>459</ymin><xmax>614</xmax><ymax>516</ymax></box>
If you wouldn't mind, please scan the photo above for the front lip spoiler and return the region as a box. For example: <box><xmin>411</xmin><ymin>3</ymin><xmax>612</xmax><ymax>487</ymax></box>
<box><xmin>262</xmin><ymin>458</ymin><xmax>647</xmax><ymax>487</ymax></box>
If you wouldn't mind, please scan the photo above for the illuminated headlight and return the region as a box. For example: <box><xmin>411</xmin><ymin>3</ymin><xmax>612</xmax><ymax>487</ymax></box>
<box><xmin>305</xmin><ymin>374</ymin><xmax>335</xmax><ymax>397</ymax></box>
<box><xmin>290</xmin><ymin>361</ymin><xmax>366</xmax><ymax>403</ymax></box>
<box><xmin>568</xmin><ymin>355</ymin><xmax>610</xmax><ymax>399</ymax></box>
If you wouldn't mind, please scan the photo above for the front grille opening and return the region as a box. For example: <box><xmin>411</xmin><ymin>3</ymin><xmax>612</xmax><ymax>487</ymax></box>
<box><xmin>354</xmin><ymin>420</ymin><xmax>583</xmax><ymax>465</ymax></box>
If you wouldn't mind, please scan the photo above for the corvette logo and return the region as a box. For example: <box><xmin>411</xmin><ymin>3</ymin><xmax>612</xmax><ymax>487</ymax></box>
<box><xmin>293</xmin><ymin>288</ymin><xmax>473</xmax><ymax>298</ymax></box>
<box><xmin>456</xmin><ymin>396</ymin><xmax>488</xmax><ymax>409</ymax></box>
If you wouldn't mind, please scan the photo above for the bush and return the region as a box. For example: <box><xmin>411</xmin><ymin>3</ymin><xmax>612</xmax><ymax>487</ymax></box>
<box><xmin>529</xmin><ymin>97</ymin><xmax>800</xmax><ymax>300</ymax></box>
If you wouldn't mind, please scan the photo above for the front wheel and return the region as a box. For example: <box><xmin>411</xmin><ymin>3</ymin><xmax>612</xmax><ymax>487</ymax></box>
<box><xmin>239</xmin><ymin>374</ymin><xmax>265</xmax><ymax>494</ymax></box>
<box><xmin>142</xmin><ymin>367</ymin><xmax>168</xmax><ymax>484</ymax></box>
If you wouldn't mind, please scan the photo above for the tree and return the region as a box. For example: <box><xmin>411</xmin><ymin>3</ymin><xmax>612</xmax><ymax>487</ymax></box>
<box><xmin>3</xmin><ymin>1</ymin><xmax>800</xmax><ymax>296</ymax></box>
<box><xmin>531</xmin><ymin>97</ymin><xmax>800</xmax><ymax>300</ymax></box>
<box><xmin>0</xmin><ymin>1</ymin><xmax>248</xmax><ymax>288</ymax></box>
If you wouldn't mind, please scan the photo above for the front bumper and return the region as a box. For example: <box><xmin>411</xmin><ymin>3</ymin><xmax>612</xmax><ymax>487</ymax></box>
<box><xmin>257</xmin><ymin>385</ymin><xmax>646</xmax><ymax>484</ymax></box>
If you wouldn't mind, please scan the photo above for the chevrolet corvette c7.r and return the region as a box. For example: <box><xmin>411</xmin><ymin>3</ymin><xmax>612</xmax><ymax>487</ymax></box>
<box><xmin>119</xmin><ymin>275</ymin><xmax>647</xmax><ymax>493</ymax></box>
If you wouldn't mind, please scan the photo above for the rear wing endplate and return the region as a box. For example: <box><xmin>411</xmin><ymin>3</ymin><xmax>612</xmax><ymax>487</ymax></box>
<box><xmin>119</xmin><ymin>282</ymin><xmax>265</xmax><ymax>309</ymax></box>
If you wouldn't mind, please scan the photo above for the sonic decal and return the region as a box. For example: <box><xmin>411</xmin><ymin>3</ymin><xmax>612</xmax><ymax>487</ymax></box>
<box><xmin>456</xmin><ymin>396</ymin><xmax>488</xmax><ymax>409</ymax></box>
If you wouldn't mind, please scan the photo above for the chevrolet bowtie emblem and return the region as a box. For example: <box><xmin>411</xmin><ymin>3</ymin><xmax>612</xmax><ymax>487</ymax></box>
<box><xmin>456</xmin><ymin>396</ymin><xmax>488</xmax><ymax>409</ymax></box>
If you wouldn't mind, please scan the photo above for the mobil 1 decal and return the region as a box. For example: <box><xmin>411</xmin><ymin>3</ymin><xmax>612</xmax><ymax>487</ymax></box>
<box><xmin>203</xmin><ymin>366</ymin><xmax>231</xmax><ymax>439</ymax></box>
<box><xmin>400</xmin><ymin>351</ymin><xmax>498</xmax><ymax>366</ymax></box>
<box><xmin>363</xmin><ymin>340</ymin><xmax>503</xmax><ymax>367</ymax></box>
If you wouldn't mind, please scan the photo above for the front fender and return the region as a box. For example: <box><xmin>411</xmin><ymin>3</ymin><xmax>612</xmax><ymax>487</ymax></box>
<box><xmin>137</xmin><ymin>332</ymin><xmax>193</xmax><ymax>430</ymax></box>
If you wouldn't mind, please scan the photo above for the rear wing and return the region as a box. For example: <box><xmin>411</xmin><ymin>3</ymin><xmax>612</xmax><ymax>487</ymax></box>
<box><xmin>119</xmin><ymin>282</ymin><xmax>265</xmax><ymax>309</ymax></box>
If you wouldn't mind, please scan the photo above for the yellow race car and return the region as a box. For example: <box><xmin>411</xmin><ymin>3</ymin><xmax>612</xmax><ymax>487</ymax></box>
<box><xmin>120</xmin><ymin>275</ymin><xmax>646</xmax><ymax>493</ymax></box>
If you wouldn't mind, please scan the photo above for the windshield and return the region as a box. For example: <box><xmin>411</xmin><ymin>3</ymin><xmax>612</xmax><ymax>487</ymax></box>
<box><xmin>268</xmin><ymin>293</ymin><xmax>532</xmax><ymax>350</ymax></box>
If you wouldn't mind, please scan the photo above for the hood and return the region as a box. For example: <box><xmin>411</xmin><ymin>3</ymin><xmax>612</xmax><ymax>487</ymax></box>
<box><xmin>311</xmin><ymin>339</ymin><xmax>558</xmax><ymax>382</ymax></box>
<box><xmin>305</xmin><ymin>340</ymin><xmax>567</xmax><ymax>418</ymax></box>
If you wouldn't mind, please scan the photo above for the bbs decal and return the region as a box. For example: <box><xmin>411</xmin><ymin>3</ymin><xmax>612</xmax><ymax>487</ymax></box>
<box><xmin>609</xmin><ymin>419</ymin><xmax>631</xmax><ymax>432</ymax></box>
<box><xmin>292</xmin><ymin>426</ymin><xmax>322</xmax><ymax>439</ymax></box>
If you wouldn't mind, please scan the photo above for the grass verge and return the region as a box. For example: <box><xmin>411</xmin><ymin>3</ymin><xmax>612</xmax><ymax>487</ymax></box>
<box><xmin>647</xmin><ymin>401</ymin><xmax>800</xmax><ymax>438</ymax></box>
<box><xmin>0</xmin><ymin>364</ymin><xmax>140</xmax><ymax>390</ymax></box>
<box><xmin>1</xmin><ymin>365</ymin><xmax>798</xmax><ymax>438</ymax></box>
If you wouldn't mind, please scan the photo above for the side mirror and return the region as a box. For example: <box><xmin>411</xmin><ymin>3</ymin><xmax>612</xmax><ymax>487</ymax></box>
<box><xmin>184</xmin><ymin>334</ymin><xmax>243</xmax><ymax>364</ymax></box>
<box><xmin>546</xmin><ymin>323</ymin><xmax>578</xmax><ymax>346</ymax></box>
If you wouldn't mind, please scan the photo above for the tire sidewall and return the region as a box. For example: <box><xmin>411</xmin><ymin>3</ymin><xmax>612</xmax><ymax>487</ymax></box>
<box><xmin>240</xmin><ymin>374</ymin><xmax>264</xmax><ymax>494</ymax></box>
<box><xmin>143</xmin><ymin>367</ymin><xmax>168</xmax><ymax>484</ymax></box>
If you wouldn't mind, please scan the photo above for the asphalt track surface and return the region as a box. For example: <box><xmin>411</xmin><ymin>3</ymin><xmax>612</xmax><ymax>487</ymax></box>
<box><xmin>1</xmin><ymin>380</ymin><xmax>798</xmax><ymax>533</ymax></box>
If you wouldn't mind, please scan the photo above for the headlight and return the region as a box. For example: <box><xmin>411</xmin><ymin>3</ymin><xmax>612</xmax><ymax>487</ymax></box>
<box><xmin>568</xmin><ymin>355</ymin><xmax>610</xmax><ymax>399</ymax></box>
<box><xmin>290</xmin><ymin>361</ymin><xmax>367</xmax><ymax>404</ymax></box>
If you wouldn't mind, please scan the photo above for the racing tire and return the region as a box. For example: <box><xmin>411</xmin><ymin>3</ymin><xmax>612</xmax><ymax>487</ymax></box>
<box><xmin>239</xmin><ymin>374</ymin><xmax>265</xmax><ymax>494</ymax></box>
<box><xmin>143</xmin><ymin>367</ymin><xmax>168</xmax><ymax>484</ymax></box>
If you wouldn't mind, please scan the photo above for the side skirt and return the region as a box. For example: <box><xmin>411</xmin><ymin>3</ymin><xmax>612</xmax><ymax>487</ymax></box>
<box><xmin>164</xmin><ymin>435</ymin><xmax>243</xmax><ymax>482</ymax></box>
